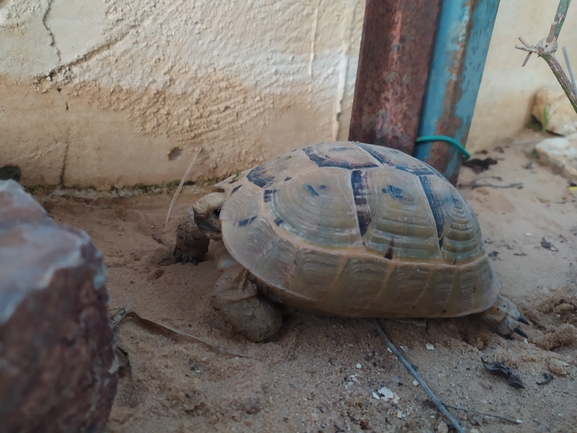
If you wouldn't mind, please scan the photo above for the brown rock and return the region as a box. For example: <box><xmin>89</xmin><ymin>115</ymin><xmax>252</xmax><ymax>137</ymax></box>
<box><xmin>535</xmin><ymin>134</ymin><xmax>577</xmax><ymax>183</ymax></box>
<box><xmin>0</xmin><ymin>180</ymin><xmax>118</xmax><ymax>433</ymax></box>
<box><xmin>532</xmin><ymin>86</ymin><xmax>577</xmax><ymax>136</ymax></box>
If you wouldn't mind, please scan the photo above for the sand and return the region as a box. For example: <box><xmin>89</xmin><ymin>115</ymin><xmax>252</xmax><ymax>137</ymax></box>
<box><xmin>42</xmin><ymin>131</ymin><xmax>577</xmax><ymax>433</ymax></box>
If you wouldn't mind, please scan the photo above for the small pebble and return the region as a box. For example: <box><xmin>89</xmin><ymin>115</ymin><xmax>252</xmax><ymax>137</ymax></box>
<box><xmin>377</xmin><ymin>386</ymin><xmax>394</xmax><ymax>400</ymax></box>
<box><xmin>245</xmin><ymin>396</ymin><xmax>261</xmax><ymax>414</ymax></box>
<box><xmin>436</xmin><ymin>420</ymin><xmax>448</xmax><ymax>433</ymax></box>
<box><xmin>356</xmin><ymin>363</ymin><xmax>362</xmax><ymax>369</ymax></box>
<box><xmin>377</xmin><ymin>386</ymin><xmax>399</xmax><ymax>403</ymax></box>
<box><xmin>426</xmin><ymin>344</ymin><xmax>435</xmax><ymax>350</ymax></box>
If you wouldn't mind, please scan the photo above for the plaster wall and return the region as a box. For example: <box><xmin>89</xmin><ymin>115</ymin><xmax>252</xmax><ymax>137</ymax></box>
<box><xmin>0</xmin><ymin>0</ymin><xmax>363</xmax><ymax>188</ymax></box>
<box><xmin>0</xmin><ymin>0</ymin><xmax>574</xmax><ymax>189</ymax></box>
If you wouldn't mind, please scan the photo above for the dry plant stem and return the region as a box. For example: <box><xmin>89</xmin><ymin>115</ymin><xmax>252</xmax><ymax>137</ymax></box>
<box><xmin>562</xmin><ymin>46</ymin><xmax>577</xmax><ymax>93</ymax></box>
<box><xmin>110</xmin><ymin>306</ymin><xmax>130</xmax><ymax>329</ymax></box>
<box><xmin>515</xmin><ymin>0</ymin><xmax>577</xmax><ymax>113</ymax></box>
<box><xmin>552</xmin><ymin>0</ymin><xmax>571</xmax><ymax>40</ymax></box>
<box><xmin>443</xmin><ymin>404</ymin><xmax>522</xmax><ymax>425</ymax></box>
<box><xmin>165</xmin><ymin>151</ymin><xmax>200</xmax><ymax>226</ymax></box>
<box><xmin>373</xmin><ymin>320</ymin><xmax>466</xmax><ymax>433</ymax></box>
<box><xmin>459</xmin><ymin>182</ymin><xmax>523</xmax><ymax>189</ymax></box>
<box><xmin>542</xmin><ymin>53</ymin><xmax>577</xmax><ymax>113</ymax></box>
<box><xmin>515</xmin><ymin>38</ymin><xmax>577</xmax><ymax>112</ymax></box>
<box><xmin>126</xmin><ymin>311</ymin><xmax>263</xmax><ymax>360</ymax></box>
<box><xmin>111</xmin><ymin>306</ymin><xmax>262</xmax><ymax>360</ymax></box>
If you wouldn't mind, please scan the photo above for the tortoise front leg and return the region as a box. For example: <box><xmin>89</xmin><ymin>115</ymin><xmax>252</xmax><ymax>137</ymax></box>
<box><xmin>174</xmin><ymin>206</ymin><xmax>210</xmax><ymax>265</ymax></box>
<box><xmin>212</xmin><ymin>262</ymin><xmax>282</xmax><ymax>342</ymax></box>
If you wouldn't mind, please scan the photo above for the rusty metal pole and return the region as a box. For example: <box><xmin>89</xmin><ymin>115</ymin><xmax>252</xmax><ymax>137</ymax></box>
<box><xmin>349</xmin><ymin>0</ymin><xmax>442</xmax><ymax>155</ymax></box>
<box><xmin>414</xmin><ymin>0</ymin><xmax>500</xmax><ymax>184</ymax></box>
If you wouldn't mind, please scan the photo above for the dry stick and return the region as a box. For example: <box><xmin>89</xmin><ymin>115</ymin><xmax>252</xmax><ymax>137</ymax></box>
<box><xmin>562</xmin><ymin>46</ymin><xmax>577</xmax><ymax>94</ymax></box>
<box><xmin>110</xmin><ymin>306</ymin><xmax>131</xmax><ymax>329</ymax></box>
<box><xmin>373</xmin><ymin>320</ymin><xmax>466</xmax><ymax>433</ymax></box>
<box><xmin>165</xmin><ymin>151</ymin><xmax>200</xmax><ymax>227</ymax></box>
<box><xmin>443</xmin><ymin>404</ymin><xmax>522</xmax><ymax>425</ymax></box>
<box><xmin>516</xmin><ymin>37</ymin><xmax>577</xmax><ymax>113</ymax></box>
<box><xmin>459</xmin><ymin>181</ymin><xmax>523</xmax><ymax>190</ymax></box>
<box><xmin>552</xmin><ymin>0</ymin><xmax>571</xmax><ymax>40</ymax></box>
<box><xmin>515</xmin><ymin>0</ymin><xmax>577</xmax><ymax>113</ymax></box>
<box><xmin>111</xmin><ymin>306</ymin><xmax>263</xmax><ymax>361</ymax></box>
<box><xmin>541</xmin><ymin>53</ymin><xmax>577</xmax><ymax>114</ymax></box>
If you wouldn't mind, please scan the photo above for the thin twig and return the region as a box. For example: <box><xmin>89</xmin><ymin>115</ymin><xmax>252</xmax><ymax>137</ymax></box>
<box><xmin>562</xmin><ymin>46</ymin><xmax>577</xmax><ymax>94</ymax></box>
<box><xmin>165</xmin><ymin>150</ymin><xmax>200</xmax><ymax>227</ymax></box>
<box><xmin>443</xmin><ymin>404</ymin><xmax>522</xmax><ymax>425</ymax></box>
<box><xmin>541</xmin><ymin>53</ymin><xmax>577</xmax><ymax>113</ymax></box>
<box><xmin>374</xmin><ymin>320</ymin><xmax>466</xmax><ymax>433</ymax></box>
<box><xmin>515</xmin><ymin>0</ymin><xmax>577</xmax><ymax>113</ymax></box>
<box><xmin>552</xmin><ymin>0</ymin><xmax>571</xmax><ymax>40</ymax></box>
<box><xmin>111</xmin><ymin>305</ymin><xmax>263</xmax><ymax>360</ymax></box>
<box><xmin>458</xmin><ymin>181</ymin><xmax>523</xmax><ymax>190</ymax></box>
<box><xmin>110</xmin><ymin>306</ymin><xmax>131</xmax><ymax>329</ymax></box>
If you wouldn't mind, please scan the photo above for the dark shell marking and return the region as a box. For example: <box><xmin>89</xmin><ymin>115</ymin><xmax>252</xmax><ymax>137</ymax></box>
<box><xmin>263</xmin><ymin>189</ymin><xmax>278</xmax><ymax>202</ymax></box>
<box><xmin>305</xmin><ymin>184</ymin><xmax>320</xmax><ymax>197</ymax></box>
<box><xmin>303</xmin><ymin>145</ymin><xmax>379</xmax><ymax>169</ymax></box>
<box><xmin>382</xmin><ymin>185</ymin><xmax>404</xmax><ymax>199</ymax></box>
<box><xmin>351</xmin><ymin>170</ymin><xmax>371</xmax><ymax>236</ymax></box>
<box><xmin>247</xmin><ymin>165</ymin><xmax>275</xmax><ymax>188</ymax></box>
<box><xmin>419</xmin><ymin>176</ymin><xmax>445</xmax><ymax>248</ymax></box>
<box><xmin>238</xmin><ymin>216</ymin><xmax>257</xmax><ymax>227</ymax></box>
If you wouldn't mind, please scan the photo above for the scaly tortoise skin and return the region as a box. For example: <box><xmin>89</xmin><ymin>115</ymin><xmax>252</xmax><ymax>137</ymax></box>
<box><xmin>175</xmin><ymin>141</ymin><xmax>527</xmax><ymax>341</ymax></box>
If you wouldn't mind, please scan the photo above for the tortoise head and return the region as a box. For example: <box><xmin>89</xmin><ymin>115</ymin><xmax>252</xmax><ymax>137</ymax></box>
<box><xmin>192</xmin><ymin>192</ymin><xmax>226</xmax><ymax>240</ymax></box>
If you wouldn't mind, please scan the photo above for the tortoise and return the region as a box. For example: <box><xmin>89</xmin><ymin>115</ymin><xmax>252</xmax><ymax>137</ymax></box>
<box><xmin>174</xmin><ymin>141</ymin><xmax>528</xmax><ymax>342</ymax></box>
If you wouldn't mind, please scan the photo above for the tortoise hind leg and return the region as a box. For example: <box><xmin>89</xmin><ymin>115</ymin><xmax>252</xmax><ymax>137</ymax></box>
<box><xmin>212</xmin><ymin>263</ymin><xmax>282</xmax><ymax>342</ymax></box>
<box><xmin>479</xmin><ymin>295</ymin><xmax>529</xmax><ymax>337</ymax></box>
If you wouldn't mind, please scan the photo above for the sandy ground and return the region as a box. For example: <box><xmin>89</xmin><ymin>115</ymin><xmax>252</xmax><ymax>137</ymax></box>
<box><xmin>42</xmin><ymin>132</ymin><xmax>577</xmax><ymax>433</ymax></box>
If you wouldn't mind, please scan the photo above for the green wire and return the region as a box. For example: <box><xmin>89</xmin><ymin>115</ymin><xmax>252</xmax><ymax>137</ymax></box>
<box><xmin>415</xmin><ymin>135</ymin><xmax>471</xmax><ymax>160</ymax></box>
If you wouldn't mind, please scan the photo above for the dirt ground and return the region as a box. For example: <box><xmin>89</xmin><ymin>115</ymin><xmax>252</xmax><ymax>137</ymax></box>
<box><xmin>42</xmin><ymin>132</ymin><xmax>577</xmax><ymax>433</ymax></box>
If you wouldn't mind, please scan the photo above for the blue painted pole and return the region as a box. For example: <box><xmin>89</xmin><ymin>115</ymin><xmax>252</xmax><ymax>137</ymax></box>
<box><xmin>414</xmin><ymin>0</ymin><xmax>500</xmax><ymax>184</ymax></box>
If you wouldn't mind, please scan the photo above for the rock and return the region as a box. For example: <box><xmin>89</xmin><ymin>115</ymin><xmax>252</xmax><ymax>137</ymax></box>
<box><xmin>245</xmin><ymin>396</ymin><xmax>261</xmax><ymax>414</ymax></box>
<box><xmin>532</xmin><ymin>86</ymin><xmax>577</xmax><ymax>135</ymax></box>
<box><xmin>0</xmin><ymin>180</ymin><xmax>118</xmax><ymax>433</ymax></box>
<box><xmin>535</xmin><ymin>133</ymin><xmax>577</xmax><ymax>183</ymax></box>
<box><xmin>436</xmin><ymin>421</ymin><xmax>449</xmax><ymax>433</ymax></box>
<box><xmin>0</xmin><ymin>180</ymin><xmax>53</xmax><ymax>226</ymax></box>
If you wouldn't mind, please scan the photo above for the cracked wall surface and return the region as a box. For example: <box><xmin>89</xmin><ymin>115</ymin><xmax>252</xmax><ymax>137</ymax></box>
<box><xmin>1</xmin><ymin>0</ymin><xmax>363</xmax><ymax>188</ymax></box>
<box><xmin>0</xmin><ymin>0</ymin><xmax>576</xmax><ymax>189</ymax></box>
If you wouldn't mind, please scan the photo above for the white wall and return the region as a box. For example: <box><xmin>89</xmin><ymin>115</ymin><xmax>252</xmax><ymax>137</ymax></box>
<box><xmin>0</xmin><ymin>0</ymin><xmax>575</xmax><ymax>189</ymax></box>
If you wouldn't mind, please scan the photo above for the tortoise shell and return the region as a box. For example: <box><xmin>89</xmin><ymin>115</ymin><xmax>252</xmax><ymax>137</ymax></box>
<box><xmin>213</xmin><ymin>141</ymin><xmax>501</xmax><ymax>318</ymax></box>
